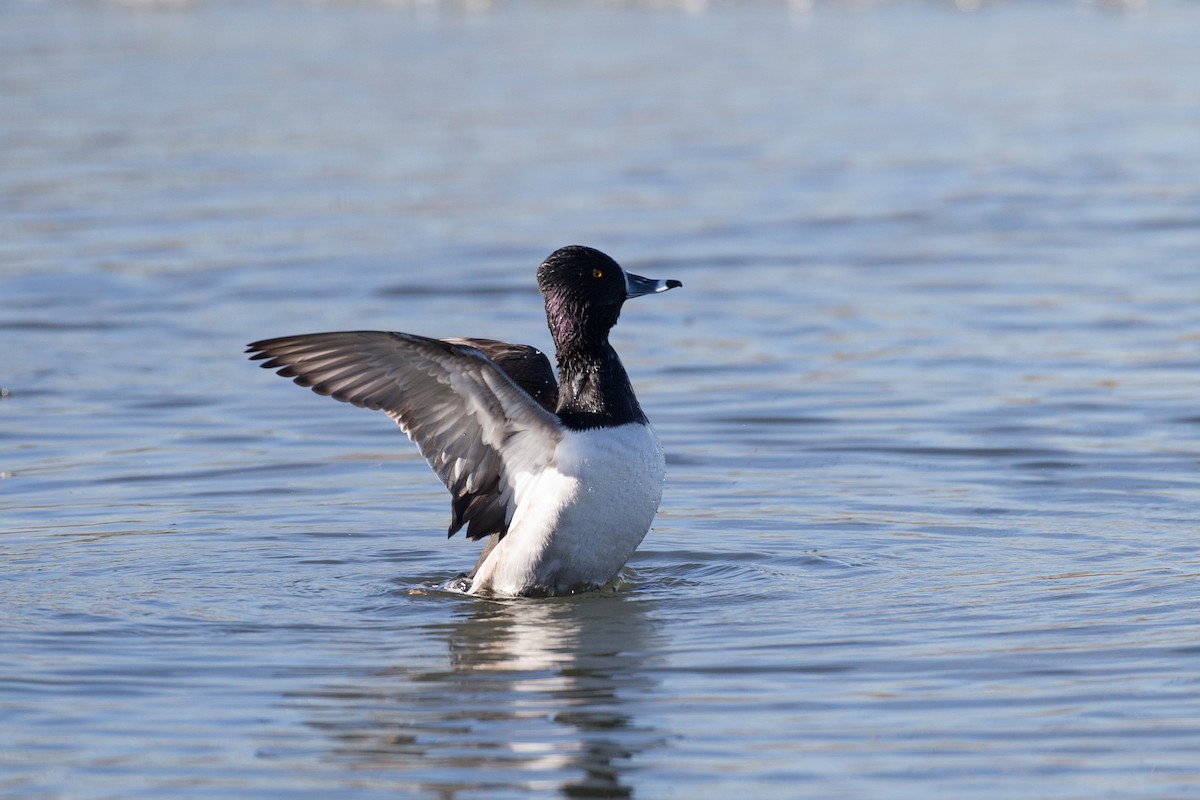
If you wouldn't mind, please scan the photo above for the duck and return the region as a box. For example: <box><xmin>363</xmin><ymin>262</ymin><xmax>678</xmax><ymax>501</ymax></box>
<box><xmin>246</xmin><ymin>245</ymin><xmax>682</xmax><ymax>597</ymax></box>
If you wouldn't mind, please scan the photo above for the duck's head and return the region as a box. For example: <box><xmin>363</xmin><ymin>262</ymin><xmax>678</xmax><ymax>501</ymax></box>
<box><xmin>537</xmin><ymin>245</ymin><xmax>681</xmax><ymax>347</ymax></box>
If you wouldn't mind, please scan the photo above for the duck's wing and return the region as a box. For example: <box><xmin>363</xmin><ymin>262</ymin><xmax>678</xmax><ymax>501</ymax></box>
<box><xmin>247</xmin><ymin>331</ymin><xmax>564</xmax><ymax>541</ymax></box>
<box><xmin>444</xmin><ymin>338</ymin><xmax>557</xmax><ymax>413</ymax></box>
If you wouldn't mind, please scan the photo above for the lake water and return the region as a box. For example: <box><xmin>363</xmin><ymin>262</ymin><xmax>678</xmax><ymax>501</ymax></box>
<box><xmin>3</xmin><ymin>1</ymin><xmax>1200</xmax><ymax>797</ymax></box>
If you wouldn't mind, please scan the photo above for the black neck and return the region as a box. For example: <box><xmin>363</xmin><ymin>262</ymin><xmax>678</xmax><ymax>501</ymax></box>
<box><xmin>554</xmin><ymin>342</ymin><xmax>647</xmax><ymax>430</ymax></box>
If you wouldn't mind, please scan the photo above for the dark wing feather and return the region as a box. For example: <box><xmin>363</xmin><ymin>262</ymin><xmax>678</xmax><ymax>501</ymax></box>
<box><xmin>246</xmin><ymin>331</ymin><xmax>563</xmax><ymax>540</ymax></box>
<box><xmin>444</xmin><ymin>338</ymin><xmax>558</xmax><ymax>412</ymax></box>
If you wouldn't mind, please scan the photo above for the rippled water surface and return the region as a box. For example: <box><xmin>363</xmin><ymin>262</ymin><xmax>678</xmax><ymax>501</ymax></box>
<box><xmin>4</xmin><ymin>1</ymin><xmax>1200</xmax><ymax>797</ymax></box>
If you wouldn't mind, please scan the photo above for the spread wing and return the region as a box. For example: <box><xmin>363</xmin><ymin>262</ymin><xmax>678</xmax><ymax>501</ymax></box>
<box><xmin>246</xmin><ymin>331</ymin><xmax>564</xmax><ymax>540</ymax></box>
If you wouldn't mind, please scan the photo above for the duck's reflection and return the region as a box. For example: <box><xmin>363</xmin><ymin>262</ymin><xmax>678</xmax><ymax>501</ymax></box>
<box><xmin>297</xmin><ymin>592</ymin><xmax>664</xmax><ymax>797</ymax></box>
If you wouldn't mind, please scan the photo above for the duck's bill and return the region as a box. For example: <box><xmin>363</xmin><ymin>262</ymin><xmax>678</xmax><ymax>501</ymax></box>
<box><xmin>625</xmin><ymin>271</ymin><xmax>683</xmax><ymax>299</ymax></box>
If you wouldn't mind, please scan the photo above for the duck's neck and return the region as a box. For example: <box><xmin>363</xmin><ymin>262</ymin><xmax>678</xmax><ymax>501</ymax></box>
<box><xmin>554</xmin><ymin>340</ymin><xmax>647</xmax><ymax>430</ymax></box>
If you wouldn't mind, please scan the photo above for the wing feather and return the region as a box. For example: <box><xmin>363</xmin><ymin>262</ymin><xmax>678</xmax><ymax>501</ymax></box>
<box><xmin>247</xmin><ymin>331</ymin><xmax>563</xmax><ymax>540</ymax></box>
<box><xmin>444</xmin><ymin>338</ymin><xmax>558</xmax><ymax>413</ymax></box>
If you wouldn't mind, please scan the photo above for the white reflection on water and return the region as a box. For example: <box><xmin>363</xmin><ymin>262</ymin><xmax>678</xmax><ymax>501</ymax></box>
<box><xmin>284</xmin><ymin>594</ymin><xmax>665</xmax><ymax>797</ymax></box>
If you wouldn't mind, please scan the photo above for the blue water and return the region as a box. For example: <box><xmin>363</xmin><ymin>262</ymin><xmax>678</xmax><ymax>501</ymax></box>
<box><xmin>3</xmin><ymin>1</ymin><xmax>1200</xmax><ymax>797</ymax></box>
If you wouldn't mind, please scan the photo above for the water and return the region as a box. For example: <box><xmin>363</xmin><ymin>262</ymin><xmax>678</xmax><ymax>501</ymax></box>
<box><xmin>3</xmin><ymin>1</ymin><xmax>1200</xmax><ymax>797</ymax></box>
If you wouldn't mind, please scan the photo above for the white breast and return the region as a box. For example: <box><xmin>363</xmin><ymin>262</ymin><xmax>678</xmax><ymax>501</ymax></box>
<box><xmin>469</xmin><ymin>422</ymin><xmax>665</xmax><ymax>596</ymax></box>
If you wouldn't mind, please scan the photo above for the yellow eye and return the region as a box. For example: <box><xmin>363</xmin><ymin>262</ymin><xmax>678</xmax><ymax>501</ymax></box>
<box><xmin>592</xmin><ymin>268</ymin><xmax>603</xmax><ymax>278</ymax></box>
